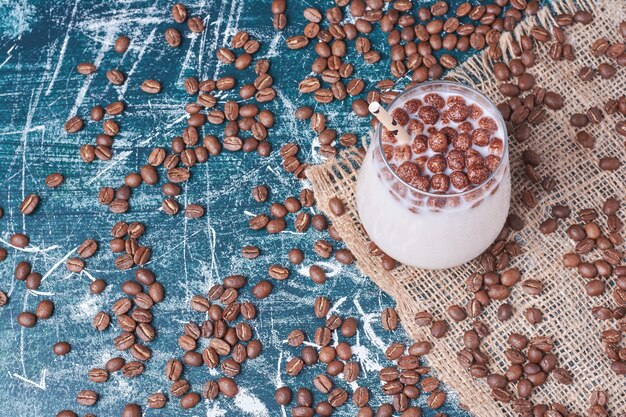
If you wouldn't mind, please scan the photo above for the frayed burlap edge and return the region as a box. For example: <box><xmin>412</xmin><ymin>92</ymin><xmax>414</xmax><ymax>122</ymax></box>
<box><xmin>307</xmin><ymin>0</ymin><xmax>626</xmax><ymax>415</ymax></box>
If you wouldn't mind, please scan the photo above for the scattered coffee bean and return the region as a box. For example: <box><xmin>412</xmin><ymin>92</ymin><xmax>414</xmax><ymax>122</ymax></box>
<box><xmin>53</xmin><ymin>341</ymin><xmax>71</xmax><ymax>356</ymax></box>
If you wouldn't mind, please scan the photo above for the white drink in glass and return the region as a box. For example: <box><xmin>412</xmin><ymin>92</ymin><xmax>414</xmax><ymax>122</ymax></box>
<box><xmin>356</xmin><ymin>81</ymin><xmax>511</xmax><ymax>269</ymax></box>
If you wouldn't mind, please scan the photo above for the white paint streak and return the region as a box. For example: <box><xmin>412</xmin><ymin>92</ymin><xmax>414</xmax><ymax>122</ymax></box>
<box><xmin>0</xmin><ymin>42</ymin><xmax>19</xmax><ymax>71</ymax></box>
<box><xmin>0</xmin><ymin>238</ymin><xmax>60</xmax><ymax>254</ymax></box>
<box><xmin>85</xmin><ymin>151</ymin><xmax>133</xmax><ymax>186</ymax></box>
<box><xmin>11</xmin><ymin>369</ymin><xmax>47</xmax><ymax>390</ymax></box>
<box><xmin>40</xmin><ymin>247</ymin><xmax>77</xmax><ymax>282</ymax></box>
<box><xmin>45</xmin><ymin>0</ymin><xmax>79</xmax><ymax>95</ymax></box>
<box><xmin>234</xmin><ymin>388</ymin><xmax>270</xmax><ymax>417</ymax></box>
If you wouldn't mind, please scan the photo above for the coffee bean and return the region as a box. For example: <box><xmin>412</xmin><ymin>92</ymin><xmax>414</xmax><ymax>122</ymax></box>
<box><xmin>273</xmin><ymin>386</ymin><xmax>292</xmax><ymax>406</ymax></box>
<box><xmin>414</xmin><ymin>311</ymin><xmax>432</xmax><ymax>326</ymax></box>
<box><xmin>76</xmin><ymin>390</ymin><xmax>98</xmax><ymax>406</ymax></box>
<box><xmin>251</xmin><ymin>279</ymin><xmax>273</xmax><ymax>299</ymax></box>
<box><xmin>216</xmin><ymin>48</ymin><xmax>235</xmax><ymax>65</ymax></box>
<box><xmin>87</xmin><ymin>368</ymin><xmax>108</xmax><ymax>383</ymax></box>
<box><xmin>19</xmin><ymin>193</ymin><xmax>40</xmax><ymax>215</ymax></box>
<box><xmin>430</xmin><ymin>320</ymin><xmax>448</xmax><ymax>338</ymax></box>
<box><xmin>506</xmin><ymin>214</ymin><xmax>524</xmax><ymax>231</ymax></box>
<box><xmin>111</xmin><ymin>33</ymin><xmax>130</xmax><ymax>53</ymax></box>
<box><xmin>552</xmin><ymin>367</ymin><xmax>573</xmax><ymax>384</ymax></box>
<box><xmin>268</xmin><ymin>265</ymin><xmax>289</xmax><ymax>281</ymax></box>
<box><xmin>44</xmin><ymin>172</ymin><xmax>64</xmax><ymax>188</ymax></box>
<box><xmin>75</xmin><ymin>239</ymin><xmax>98</xmax><ymax>259</ymax></box>
<box><xmin>599</xmin><ymin>157</ymin><xmax>620</xmax><ymax>171</ymax></box>
<box><xmin>328</xmin><ymin>196</ymin><xmax>346</xmax><ymax>216</ymax></box>
<box><xmin>286</xmin><ymin>35</ymin><xmax>309</xmax><ymax>50</ymax></box>
<box><xmin>314</xmin><ymin>296</ymin><xmax>331</xmax><ymax>318</ymax></box>
<box><xmin>147</xmin><ymin>392</ymin><xmax>167</xmax><ymax>409</ymax></box>
<box><xmin>217</xmin><ymin>376</ymin><xmax>238</xmax><ymax>397</ymax></box>
<box><xmin>141</xmin><ymin>79</ymin><xmax>162</xmax><ymax>94</ymax></box>
<box><xmin>249</xmin><ymin>185</ymin><xmax>269</xmax><ymax>204</ymax></box>
<box><xmin>14</xmin><ymin>260</ymin><xmax>31</xmax><ymax>280</ymax></box>
<box><xmin>169</xmin><ymin>2</ymin><xmax>188</xmax><ymax>22</ymax></box>
<box><xmin>598</xmin><ymin>63</ymin><xmax>616</xmax><ymax>79</ymax></box>
<box><xmin>17</xmin><ymin>311</ymin><xmax>37</xmax><ymax>327</ymax></box>
<box><xmin>121</xmin><ymin>360</ymin><xmax>144</xmax><ymax>378</ymax></box>
<box><xmin>309</xmin><ymin>265</ymin><xmax>326</xmax><ymax>284</ymax></box>
<box><xmin>180</xmin><ymin>392</ymin><xmax>200</xmax><ymax>409</ymax></box>
<box><xmin>76</xmin><ymin>62</ymin><xmax>96</xmax><ymax>75</ymax></box>
<box><xmin>287</xmin><ymin>329</ymin><xmax>305</xmax><ymax>347</ymax></box>
<box><xmin>121</xmin><ymin>403</ymin><xmax>142</xmax><ymax>417</ymax></box>
<box><xmin>9</xmin><ymin>233</ymin><xmax>29</xmax><ymax>250</ymax></box>
<box><xmin>92</xmin><ymin>311</ymin><xmax>110</xmax><ymax>331</ymax></box>
<box><xmin>187</xmin><ymin>16</ymin><xmax>205</xmax><ymax>33</ymax></box>
<box><xmin>183</xmin><ymin>204</ymin><xmax>204</xmax><ymax>219</ymax></box>
<box><xmin>105</xmin><ymin>69</ymin><xmax>126</xmax><ymax>86</ymax></box>
<box><xmin>21</xmin><ymin>272</ymin><xmax>41</xmax><ymax>290</ymax></box>
<box><xmin>90</xmin><ymin>105</ymin><xmax>105</xmax><ymax>121</ymax></box>
<box><xmin>381</xmin><ymin>307</ymin><xmax>399</xmax><ymax>330</ymax></box>
<box><xmin>525</xmin><ymin>307</ymin><xmax>543</xmax><ymax>325</ymax></box>
<box><xmin>36</xmin><ymin>299</ymin><xmax>54</xmax><ymax>319</ymax></box>
<box><xmin>53</xmin><ymin>341</ymin><xmax>71</xmax><ymax>356</ymax></box>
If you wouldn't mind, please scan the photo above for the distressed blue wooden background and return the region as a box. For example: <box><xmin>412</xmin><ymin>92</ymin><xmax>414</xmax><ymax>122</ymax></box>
<box><xmin>0</xmin><ymin>0</ymin><xmax>476</xmax><ymax>415</ymax></box>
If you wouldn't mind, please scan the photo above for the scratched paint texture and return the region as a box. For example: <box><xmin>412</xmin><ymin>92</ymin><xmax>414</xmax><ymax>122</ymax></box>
<box><xmin>0</xmin><ymin>0</ymin><xmax>478</xmax><ymax>416</ymax></box>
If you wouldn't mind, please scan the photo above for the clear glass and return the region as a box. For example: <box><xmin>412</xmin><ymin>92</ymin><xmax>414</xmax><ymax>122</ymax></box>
<box><xmin>356</xmin><ymin>81</ymin><xmax>511</xmax><ymax>269</ymax></box>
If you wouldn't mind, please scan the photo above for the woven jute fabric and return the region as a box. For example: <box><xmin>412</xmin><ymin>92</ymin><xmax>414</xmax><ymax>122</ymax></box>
<box><xmin>307</xmin><ymin>0</ymin><xmax>626</xmax><ymax>415</ymax></box>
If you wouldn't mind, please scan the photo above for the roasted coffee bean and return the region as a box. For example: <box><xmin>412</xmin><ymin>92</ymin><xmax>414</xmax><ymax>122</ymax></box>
<box><xmin>525</xmin><ymin>307</ymin><xmax>543</xmax><ymax>325</ymax></box>
<box><xmin>170</xmin><ymin>2</ymin><xmax>188</xmax><ymax>22</ymax></box>
<box><xmin>92</xmin><ymin>311</ymin><xmax>110</xmax><ymax>331</ymax></box>
<box><xmin>88</xmin><ymin>368</ymin><xmax>109</xmax><ymax>383</ymax></box>
<box><xmin>76</xmin><ymin>390</ymin><xmax>98</xmax><ymax>406</ymax></box>
<box><xmin>184</xmin><ymin>204</ymin><xmax>204</xmax><ymax>219</ymax></box>
<box><xmin>385</xmin><ymin>343</ymin><xmax>405</xmax><ymax>361</ymax></box>
<box><xmin>599</xmin><ymin>157</ymin><xmax>620</xmax><ymax>171</ymax></box>
<box><xmin>76</xmin><ymin>239</ymin><xmax>98</xmax><ymax>259</ymax></box>
<box><xmin>20</xmin><ymin>193</ymin><xmax>40</xmax><ymax>215</ymax></box>
<box><xmin>65</xmin><ymin>116</ymin><xmax>84</xmax><ymax>133</ymax></box>
<box><xmin>381</xmin><ymin>307</ymin><xmax>399</xmax><ymax>330</ymax></box>
<box><xmin>104</xmin><ymin>357</ymin><xmax>125</xmax><ymax>373</ymax></box>
<box><xmin>309</xmin><ymin>265</ymin><xmax>326</xmax><ymax>284</ymax></box>
<box><xmin>9</xmin><ymin>233</ymin><xmax>29</xmax><ymax>250</ymax></box>
<box><xmin>268</xmin><ymin>265</ymin><xmax>289</xmax><ymax>281</ymax></box>
<box><xmin>35</xmin><ymin>299</ymin><xmax>54</xmax><ymax>319</ymax></box>
<box><xmin>430</xmin><ymin>320</ymin><xmax>448</xmax><ymax>338</ymax></box>
<box><xmin>76</xmin><ymin>62</ymin><xmax>97</xmax><ymax>75</ymax></box>
<box><xmin>187</xmin><ymin>16</ymin><xmax>205</xmax><ymax>33</ymax></box>
<box><xmin>216</xmin><ymin>376</ymin><xmax>238</xmax><ymax>398</ymax></box>
<box><xmin>414</xmin><ymin>310</ymin><xmax>433</xmax><ymax>326</ymax></box>
<box><xmin>521</xmin><ymin>279</ymin><xmax>543</xmax><ymax>295</ymax></box>
<box><xmin>90</xmin><ymin>105</ymin><xmax>105</xmax><ymax>121</ymax></box>
<box><xmin>314</xmin><ymin>296</ymin><xmax>331</xmax><ymax>318</ymax></box>
<box><xmin>14</xmin><ymin>260</ymin><xmax>31</xmax><ymax>280</ymax></box>
<box><xmin>45</xmin><ymin>173</ymin><xmax>64</xmax><ymax>188</ymax></box>
<box><xmin>180</xmin><ymin>392</ymin><xmax>201</xmax><ymax>409</ymax></box>
<box><xmin>147</xmin><ymin>393</ymin><xmax>167</xmax><ymax>409</ymax></box>
<box><xmin>53</xmin><ymin>341</ymin><xmax>71</xmax><ymax>356</ymax></box>
<box><xmin>112</xmin><ymin>34</ymin><xmax>130</xmax><ymax>53</ymax></box>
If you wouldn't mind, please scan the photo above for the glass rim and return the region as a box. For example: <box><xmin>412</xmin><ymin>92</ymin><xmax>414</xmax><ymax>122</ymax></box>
<box><xmin>375</xmin><ymin>80</ymin><xmax>510</xmax><ymax>199</ymax></box>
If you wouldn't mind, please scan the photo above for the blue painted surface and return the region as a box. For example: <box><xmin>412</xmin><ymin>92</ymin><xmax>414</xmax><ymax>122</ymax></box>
<box><xmin>0</xmin><ymin>1</ymin><xmax>476</xmax><ymax>416</ymax></box>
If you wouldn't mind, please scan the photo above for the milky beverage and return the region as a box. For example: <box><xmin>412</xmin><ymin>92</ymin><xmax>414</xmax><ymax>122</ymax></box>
<box><xmin>356</xmin><ymin>82</ymin><xmax>511</xmax><ymax>269</ymax></box>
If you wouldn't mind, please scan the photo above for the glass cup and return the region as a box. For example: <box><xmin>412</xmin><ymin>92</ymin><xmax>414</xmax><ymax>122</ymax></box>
<box><xmin>356</xmin><ymin>81</ymin><xmax>511</xmax><ymax>269</ymax></box>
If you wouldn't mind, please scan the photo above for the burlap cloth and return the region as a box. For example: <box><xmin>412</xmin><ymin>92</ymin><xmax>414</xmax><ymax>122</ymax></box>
<box><xmin>307</xmin><ymin>0</ymin><xmax>626</xmax><ymax>415</ymax></box>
